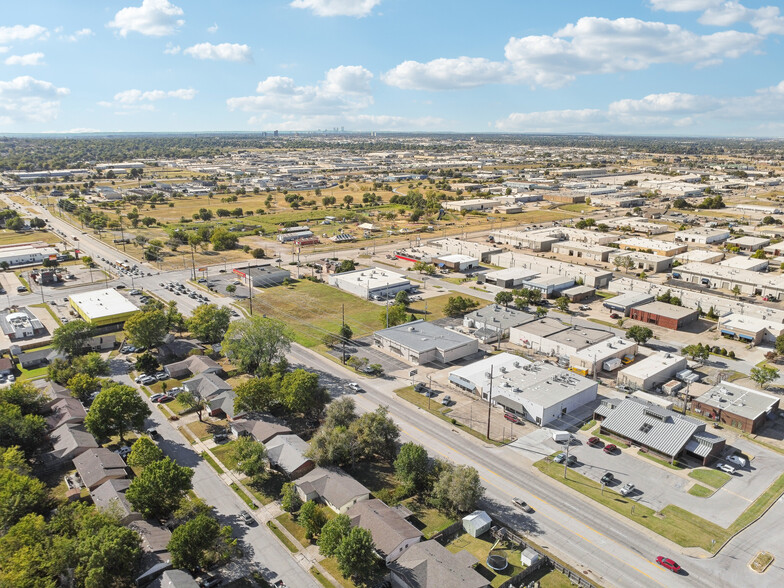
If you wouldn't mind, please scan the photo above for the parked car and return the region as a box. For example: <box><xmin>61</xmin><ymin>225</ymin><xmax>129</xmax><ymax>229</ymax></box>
<box><xmin>604</xmin><ymin>444</ymin><xmax>618</xmax><ymax>454</ymax></box>
<box><xmin>115</xmin><ymin>446</ymin><xmax>132</xmax><ymax>459</ymax></box>
<box><xmin>600</xmin><ymin>472</ymin><xmax>614</xmax><ymax>485</ymax></box>
<box><xmin>512</xmin><ymin>497</ymin><xmax>534</xmax><ymax>513</ymax></box>
<box><xmin>129</xmin><ymin>289</ymin><xmax>142</xmax><ymax>296</ymax></box>
<box><xmin>587</xmin><ymin>437</ymin><xmax>603</xmax><ymax>448</ymax></box>
<box><xmin>609</xmin><ymin>312</ymin><xmax>620</xmax><ymax>319</ymax></box>
<box><xmin>504</xmin><ymin>412</ymin><xmax>523</xmax><ymax>424</ymax></box>
<box><xmin>655</xmin><ymin>556</ymin><xmax>681</xmax><ymax>573</ymax></box>
<box><xmin>579</xmin><ymin>305</ymin><xmax>591</xmax><ymax>311</ymax></box>
<box><xmin>16</xmin><ymin>286</ymin><xmax>27</xmax><ymax>292</ymax></box>
<box><xmin>150</xmin><ymin>393</ymin><xmax>165</xmax><ymax>403</ymax></box>
<box><xmin>240</xmin><ymin>511</ymin><xmax>255</xmax><ymax>526</ymax></box>
<box><xmin>155</xmin><ymin>371</ymin><xmax>168</xmax><ymax>381</ymax></box>
<box><xmin>199</xmin><ymin>574</ymin><xmax>223</xmax><ymax>588</ymax></box>
<box><xmin>619</xmin><ymin>483</ymin><xmax>635</xmax><ymax>496</ymax></box>
<box><xmin>213</xmin><ymin>433</ymin><xmax>228</xmax><ymax>443</ymax></box>
<box><xmin>7</xmin><ymin>374</ymin><xmax>15</xmax><ymax>383</ymax></box>
<box><xmin>726</xmin><ymin>454</ymin><xmax>747</xmax><ymax>468</ymax></box>
<box><xmin>441</xmin><ymin>395</ymin><xmax>452</xmax><ymax>406</ymax></box>
<box><xmin>717</xmin><ymin>463</ymin><xmax>736</xmax><ymax>475</ymax></box>
<box><xmin>139</xmin><ymin>375</ymin><xmax>156</xmax><ymax>386</ymax></box>
<box><xmin>553</xmin><ymin>452</ymin><xmax>566</xmax><ymax>463</ymax></box>
<box><xmin>566</xmin><ymin>454</ymin><xmax>577</xmax><ymax>466</ymax></box>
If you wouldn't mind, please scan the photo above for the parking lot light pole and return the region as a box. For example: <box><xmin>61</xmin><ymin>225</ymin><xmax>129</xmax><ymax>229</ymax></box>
<box><xmin>564</xmin><ymin>438</ymin><xmax>571</xmax><ymax>479</ymax></box>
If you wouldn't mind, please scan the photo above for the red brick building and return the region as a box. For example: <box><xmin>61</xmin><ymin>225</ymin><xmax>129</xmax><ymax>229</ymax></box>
<box><xmin>629</xmin><ymin>301</ymin><xmax>699</xmax><ymax>330</ymax></box>
<box><xmin>692</xmin><ymin>382</ymin><xmax>779</xmax><ymax>434</ymax></box>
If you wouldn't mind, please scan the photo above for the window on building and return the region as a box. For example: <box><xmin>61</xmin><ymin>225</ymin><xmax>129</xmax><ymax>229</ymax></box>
<box><xmin>640</xmin><ymin>423</ymin><xmax>653</xmax><ymax>434</ymax></box>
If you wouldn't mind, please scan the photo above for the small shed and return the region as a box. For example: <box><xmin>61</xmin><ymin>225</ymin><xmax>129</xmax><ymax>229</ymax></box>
<box><xmin>521</xmin><ymin>547</ymin><xmax>541</xmax><ymax>567</ymax></box>
<box><xmin>462</xmin><ymin>510</ymin><xmax>492</xmax><ymax>538</ymax></box>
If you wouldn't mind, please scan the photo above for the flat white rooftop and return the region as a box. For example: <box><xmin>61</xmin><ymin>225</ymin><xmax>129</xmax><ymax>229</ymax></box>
<box><xmin>69</xmin><ymin>288</ymin><xmax>140</xmax><ymax>319</ymax></box>
<box><xmin>619</xmin><ymin>352</ymin><xmax>685</xmax><ymax>380</ymax></box>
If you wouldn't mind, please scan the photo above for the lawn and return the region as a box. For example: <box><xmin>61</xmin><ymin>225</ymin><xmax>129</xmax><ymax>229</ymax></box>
<box><xmin>689</xmin><ymin>468</ymin><xmax>731</xmax><ymax>489</ymax></box>
<box><xmin>310</xmin><ymin>568</ymin><xmax>332</xmax><ymax>588</ymax></box>
<box><xmin>241</xmin><ymin>280</ymin><xmax>383</xmax><ymax>348</ymax></box>
<box><xmin>318</xmin><ymin>557</ymin><xmax>357</xmax><ymax>588</ymax></box>
<box><xmin>402</xmin><ymin>497</ymin><xmax>456</xmax><ymax>539</ymax></box>
<box><xmin>201</xmin><ymin>451</ymin><xmax>223</xmax><ymax>474</ymax></box>
<box><xmin>230</xmin><ymin>482</ymin><xmax>257</xmax><ymax>510</ymax></box>
<box><xmin>211</xmin><ymin>440</ymin><xmax>238</xmax><ymax>471</ymax></box>
<box><xmin>446</xmin><ymin>532</ymin><xmax>524</xmax><ymax>588</ymax></box>
<box><xmin>185</xmin><ymin>419</ymin><xmax>229</xmax><ymax>441</ymax></box>
<box><xmin>558</xmin><ymin>203</ymin><xmax>599</xmax><ymax>213</ymax></box>
<box><xmin>580</xmin><ymin>419</ymin><xmax>596</xmax><ymax>431</ymax></box>
<box><xmin>0</xmin><ymin>229</ymin><xmax>60</xmax><ymax>246</ymax></box>
<box><xmin>688</xmin><ymin>484</ymin><xmax>714</xmax><ymax>497</ymax></box>
<box><xmin>276</xmin><ymin>512</ymin><xmax>311</xmax><ymax>547</ymax></box>
<box><xmin>591</xmin><ymin>427</ymin><xmax>630</xmax><ymax>449</ymax></box>
<box><xmin>406</xmin><ymin>293</ymin><xmax>486</xmax><ymax>322</ymax></box>
<box><xmin>245</xmin><ymin>470</ymin><xmax>287</xmax><ymax>506</ymax></box>
<box><xmin>348</xmin><ymin>460</ymin><xmax>400</xmax><ymax>501</ymax></box>
<box><xmin>267</xmin><ymin>521</ymin><xmax>298</xmax><ymax>553</ymax></box>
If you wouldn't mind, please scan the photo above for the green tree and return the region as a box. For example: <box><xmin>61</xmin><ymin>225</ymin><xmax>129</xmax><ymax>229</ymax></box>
<box><xmin>317</xmin><ymin>514</ymin><xmax>351</xmax><ymax>557</ymax></box>
<box><xmin>222</xmin><ymin>316</ymin><xmax>292</xmax><ymax>375</ymax></box>
<box><xmin>127</xmin><ymin>437</ymin><xmax>164</xmax><ymax>468</ymax></box>
<box><xmin>495</xmin><ymin>291</ymin><xmax>513</xmax><ymax>307</ymax></box>
<box><xmin>176</xmin><ymin>391</ymin><xmax>209</xmax><ymax>422</ymax></box>
<box><xmin>51</xmin><ymin>320</ymin><xmax>95</xmax><ymax>357</ymax></box>
<box><xmin>210</xmin><ymin>227</ymin><xmax>238</xmax><ymax>251</ymax></box>
<box><xmin>335</xmin><ymin>259</ymin><xmax>356</xmax><ymax>273</ymax></box>
<box><xmin>1</xmin><ymin>381</ymin><xmax>45</xmax><ymax>415</ymax></box>
<box><xmin>225</xmin><ymin>284</ymin><xmax>236</xmax><ymax>294</ymax></box>
<box><xmin>732</xmin><ymin>285</ymin><xmax>742</xmax><ymax>298</ymax></box>
<box><xmin>324</xmin><ymin>397</ymin><xmax>357</xmax><ymax>429</ymax></box>
<box><xmin>0</xmin><ymin>446</ymin><xmax>29</xmax><ymax>475</ymax></box>
<box><xmin>394</xmin><ymin>442</ymin><xmax>430</xmax><ymax>493</ymax></box>
<box><xmin>682</xmin><ymin>344</ymin><xmax>710</xmax><ymax>362</ymax></box>
<box><xmin>626</xmin><ymin>325</ymin><xmax>654</xmax><ymax>345</ymax></box>
<box><xmin>307</xmin><ymin>425</ymin><xmax>356</xmax><ymax>467</ymax></box>
<box><xmin>0</xmin><ymin>404</ymin><xmax>47</xmax><ymax>456</ymax></box>
<box><xmin>352</xmin><ymin>406</ymin><xmax>400</xmax><ymax>462</ymax></box>
<box><xmin>251</xmin><ymin>248</ymin><xmax>265</xmax><ymax>259</ymax></box>
<box><xmin>231</xmin><ymin>436</ymin><xmax>267</xmax><ymax>479</ymax></box>
<box><xmin>71</xmin><ymin>513</ymin><xmax>143</xmax><ymax>587</ymax></box>
<box><xmin>186</xmin><ymin>304</ymin><xmax>231</xmax><ymax>344</ymax></box>
<box><xmin>555</xmin><ymin>295</ymin><xmax>570</xmax><ymax>313</ymax></box>
<box><xmin>750</xmin><ymin>365</ymin><xmax>780</xmax><ymax>390</ymax></box>
<box><xmin>233</xmin><ymin>376</ymin><xmax>278</xmax><ymax>414</ymax></box>
<box><xmin>0</xmin><ymin>468</ymin><xmax>49</xmax><ymax>532</ymax></box>
<box><xmin>168</xmin><ymin>513</ymin><xmax>221</xmax><ymax>573</ymax></box>
<box><xmin>135</xmin><ymin>351</ymin><xmax>160</xmax><ymax>375</ymax></box>
<box><xmin>281</xmin><ymin>482</ymin><xmax>302</xmax><ymax>513</ymax></box>
<box><xmin>394</xmin><ymin>290</ymin><xmax>410</xmax><ymax>306</ymax></box>
<box><xmin>126</xmin><ymin>457</ymin><xmax>194</xmax><ymax>519</ymax></box>
<box><xmin>432</xmin><ymin>463</ymin><xmax>484</xmax><ymax>515</ymax></box>
<box><xmin>84</xmin><ymin>383</ymin><xmax>151</xmax><ymax>442</ymax></box>
<box><xmin>0</xmin><ymin>513</ymin><xmax>57</xmax><ymax>586</ymax></box>
<box><xmin>382</xmin><ymin>302</ymin><xmax>409</xmax><ymax>327</ymax></box>
<box><xmin>66</xmin><ymin>373</ymin><xmax>99</xmax><ymax>403</ymax></box>
<box><xmin>339</xmin><ymin>322</ymin><xmax>353</xmax><ymax>341</ymax></box>
<box><xmin>280</xmin><ymin>369</ymin><xmax>329</xmax><ymax>417</ymax></box>
<box><xmin>775</xmin><ymin>333</ymin><xmax>784</xmax><ymax>355</ymax></box>
<box><xmin>124</xmin><ymin>309</ymin><xmax>168</xmax><ymax>350</ymax></box>
<box><xmin>298</xmin><ymin>500</ymin><xmax>327</xmax><ymax>540</ymax></box>
<box><xmin>335</xmin><ymin>527</ymin><xmax>377</xmax><ymax>584</ymax></box>
<box><xmin>443</xmin><ymin>296</ymin><xmax>479</xmax><ymax>317</ymax></box>
<box><xmin>534</xmin><ymin>305</ymin><xmax>548</xmax><ymax>318</ymax></box>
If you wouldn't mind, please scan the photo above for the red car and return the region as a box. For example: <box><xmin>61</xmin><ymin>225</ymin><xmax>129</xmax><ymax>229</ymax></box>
<box><xmin>504</xmin><ymin>413</ymin><xmax>523</xmax><ymax>424</ymax></box>
<box><xmin>656</xmin><ymin>556</ymin><xmax>681</xmax><ymax>573</ymax></box>
<box><xmin>587</xmin><ymin>437</ymin><xmax>603</xmax><ymax>448</ymax></box>
<box><xmin>603</xmin><ymin>444</ymin><xmax>618</xmax><ymax>454</ymax></box>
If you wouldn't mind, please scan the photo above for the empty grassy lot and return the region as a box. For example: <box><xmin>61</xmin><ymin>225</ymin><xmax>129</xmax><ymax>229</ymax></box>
<box><xmin>242</xmin><ymin>279</ymin><xmax>382</xmax><ymax>348</ymax></box>
<box><xmin>0</xmin><ymin>229</ymin><xmax>61</xmax><ymax>247</ymax></box>
<box><xmin>407</xmin><ymin>292</ymin><xmax>486</xmax><ymax>322</ymax></box>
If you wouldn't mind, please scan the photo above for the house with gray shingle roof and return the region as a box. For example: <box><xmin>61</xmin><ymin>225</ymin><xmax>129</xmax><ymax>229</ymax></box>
<box><xmin>265</xmin><ymin>434</ymin><xmax>314</xmax><ymax>480</ymax></box>
<box><xmin>91</xmin><ymin>478</ymin><xmax>141</xmax><ymax>525</ymax></box>
<box><xmin>295</xmin><ymin>466</ymin><xmax>371</xmax><ymax>513</ymax></box>
<box><xmin>347</xmin><ymin>498</ymin><xmax>422</xmax><ymax>564</ymax></box>
<box><xmin>72</xmin><ymin>448</ymin><xmax>127</xmax><ymax>490</ymax></box>
<box><xmin>390</xmin><ymin>539</ymin><xmax>489</xmax><ymax>588</ymax></box>
<box><xmin>49</xmin><ymin>423</ymin><xmax>98</xmax><ymax>461</ymax></box>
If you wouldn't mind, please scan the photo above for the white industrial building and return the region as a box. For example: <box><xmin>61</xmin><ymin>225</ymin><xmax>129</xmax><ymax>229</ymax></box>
<box><xmin>617</xmin><ymin>352</ymin><xmax>688</xmax><ymax>392</ymax></box>
<box><xmin>483</xmin><ymin>267</ymin><xmax>540</xmax><ymax>289</ymax></box>
<box><xmin>522</xmin><ymin>274</ymin><xmax>575</xmax><ymax>297</ymax></box>
<box><xmin>718</xmin><ymin>314</ymin><xmax>784</xmax><ymax>345</ymax></box>
<box><xmin>433</xmin><ymin>253</ymin><xmax>479</xmax><ymax>272</ymax></box>
<box><xmin>617</xmin><ymin>237</ymin><xmax>688</xmax><ymax>257</ymax></box>
<box><xmin>674</xmin><ymin>249</ymin><xmax>725</xmax><ymax>264</ymax></box>
<box><xmin>462</xmin><ymin>305</ymin><xmax>533</xmax><ymax>342</ymax></box>
<box><xmin>441</xmin><ymin>198</ymin><xmax>497</xmax><ymax>212</ymax></box>
<box><xmin>605</xmin><ymin>217</ymin><xmax>670</xmax><ymax>235</ymax></box>
<box><xmin>428</xmin><ymin>238</ymin><xmax>501</xmax><ymax>262</ymax></box>
<box><xmin>328</xmin><ymin>267</ymin><xmax>411</xmax><ymax>300</ymax></box>
<box><xmin>0</xmin><ymin>243</ymin><xmax>59</xmax><ymax>267</ymax></box>
<box><xmin>726</xmin><ymin>236</ymin><xmax>770</xmax><ymax>252</ymax></box>
<box><xmin>717</xmin><ymin>256</ymin><xmax>768</xmax><ymax>272</ymax></box>
<box><xmin>611</xmin><ymin>251</ymin><xmax>673</xmax><ymax>273</ymax></box>
<box><xmin>551</xmin><ymin>241</ymin><xmax>617</xmax><ymax>262</ymax></box>
<box><xmin>675</xmin><ymin>227</ymin><xmax>731</xmax><ymax>245</ymax></box>
<box><xmin>491</xmin><ymin>227</ymin><xmax>616</xmax><ymax>252</ymax></box>
<box><xmin>449</xmin><ymin>354</ymin><xmax>598</xmax><ymax>426</ymax></box>
<box><xmin>488</xmin><ymin>250</ymin><xmax>614</xmax><ymax>289</ymax></box>
<box><xmin>373</xmin><ymin>320</ymin><xmax>478</xmax><ymax>365</ymax></box>
<box><xmin>674</xmin><ymin>262</ymin><xmax>784</xmax><ymax>299</ymax></box>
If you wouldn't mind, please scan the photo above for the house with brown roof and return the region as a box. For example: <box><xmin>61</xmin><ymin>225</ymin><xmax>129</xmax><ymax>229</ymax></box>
<box><xmin>0</xmin><ymin>357</ymin><xmax>13</xmax><ymax>375</ymax></box>
<box><xmin>49</xmin><ymin>423</ymin><xmax>98</xmax><ymax>461</ymax></box>
<box><xmin>72</xmin><ymin>448</ymin><xmax>127</xmax><ymax>491</ymax></box>
<box><xmin>347</xmin><ymin>499</ymin><xmax>422</xmax><ymax>564</ymax></box>
<box><xmin>295</xmin><ymin>466</ymin><xmax>371</xmax><ymax>513</ymax></box>
<box><xmin>230</xmin><ymin>416</ymin><xmax>292</xmax><ymax>444</ymax></box>
<box><xmin>164</xmin><ymin>355</ymin><xmax>222</xmax><ymax>380</ymax></box>
<box><xmin>390</xmin><ymin>540</ymin><xmax>489</xmax><ymax>588</ymax></box>
<box><xmin>46</xmin><ymin>397</ymin><xmax>87</xmax><ymax>430</ymax></box>
<box><xmin>91</xmin><ymin>478</ymin><xmax>141</xmax><ymax>525</ymax></box>
<box><xmin>265</xmin><ymin>434</ymin><xmax>315</xmax><ymax>480</ymax></box>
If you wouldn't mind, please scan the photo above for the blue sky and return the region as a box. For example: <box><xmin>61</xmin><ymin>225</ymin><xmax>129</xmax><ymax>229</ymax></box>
<box><xmin>1</xmin><ymin>0</ymin><xmax>783</xmax><ymax>136</ymax></box>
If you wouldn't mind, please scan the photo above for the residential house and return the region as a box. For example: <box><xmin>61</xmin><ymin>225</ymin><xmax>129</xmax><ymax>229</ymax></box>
<box><xmin>164</xmin><ymin>355</ymin><xmax>222</xmax><ymax>380</ymax></box>
<box><xmin>295</xmin><ymin>466</ymin><xmax>371</xmax><ymax>513</ymax></box>
<box><xmin>45</xmin><ymin>397</ymin><xmax>87</xmax><ymax>430</ymax></box>
<box><xmin>157</xmin><ymin>335</ymin><xmax>205</xmax><ymax>360</ymax></box>
<box><xmin>160</xmin><ymin>570</ymin><xmax>199</xmax><ymax>588</ymax></box>
<box><xmin>12</xmin><ymin>346</ymin><xmax>66</xmax><ymax>369</ymax></box>
<box><xmin>131</xmin><ymin>520</ymin><xmax>174</xmax><ymax>587</ymax></box>
<box><xmin>347</xmin><ymin>499</ymin><xmax>422</xmax><ymax>564</ymax></box>
<box><xmin>85</xmin><ymin>334</ymin><xmax>116</xmax><ymax>352</ymax></box>
<box><xmin>72</xmin><ymin>448</ymin><xmax>128</xmax><ymax>491</ymax></box>
<box><xmin>91</xmin><ymin>479</ymin><xmax>141</xmax><ymax>525</ymax></box>
<box><xmin>389</xmin><ymin>540</ymin><xmax>489</xmax><ymax>588</ymax></box>
<box><xmin>182</xmin><ymin>372</ymin><xmax>240</xmax><ymax>419</ymax></box>
<box><xmin>230</xmin><ymin>416</ymin><xmax>292</xmax><ymax>444</ymax></box>
<box><xmin>49</xmin><ymin>423</ymin><xmax>98</xmax><ymax>461</ymax></box>
<box><xmin>0</xmin><ymin>357</ymin><xmax>13</xmax><ymax>375</ymax></box>
<box><xmin>265</xmin><ymin>434</ymin><xmax>315</xmax><ymax>480</ymax></box>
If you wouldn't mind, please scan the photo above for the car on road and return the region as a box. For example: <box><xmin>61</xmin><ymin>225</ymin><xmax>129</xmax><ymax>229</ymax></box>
<box><xmin>655</xmin><ymin>556</ymin><xmax>681</xmax><ymax>573</ymax></box>
<box><xmin>609</xmin><ymin>313</ymin><xmax>620</xmax><ymax>319</ymax></box>
<box><xmin>619</xmin><ymin>483</ymin><xmax>635</xmax><ymax>496</ymax></box>
<box><xmin>600</xmin><ymin>472</ymin><xmax>614</xmax><ymax>485</ymax></box>
<box><xmin>726</xmin><ymin>454</ymin><xmax>747</xmax><ymax>468</ymax></box>
<box><xmin>553</xmin><ymin>452</ymin><xmax>566</xmax><ymax>463</ymax></box>
<box><xmin>150</xmin><ymin>393</ymin><xmax>165</xmax><ymax>403</ymax></box>
<box><xmin>717</xmin><ymin>463</ymin><xmax>736</xmax><ymax>475</ymax></box>
<box><xmin>273</xmin><ymin>581</ymin><xmax>287</xmax><ymax>588</ymax></box>
<box><xmin>116</xmin><ymin>284</ymin><xmax>126</xmax><ymax>289</ymax></box>
<box><xmin>587</xmin><ymin>436</ymin><xmax>603</xmax><ymax>448</ymax></box>
<box><xmin>347</xmin><ymin>382</ymin><xmax>361</xmax><ymax>391</ymax></box>
<box><xmin>512</xmin><ymin>497</ymin><xmax>534</xmax><ymax>513</ymax></box>
<box><xmin>504</xmin><ymin>412</ymin><xmax>523</xmax><ymax>424</ymax></box>
<box><xmin>579</xmin><ymin>305</ymin><xmax>591</xmax><ymax>311</ymax></box>
<box><xmin>16</xmin><ymin>286</ymin><xmax>27</xmax><ymax>292</ymax></box>
<box><xmin>240</xmin><ymin>511</ymin><xmax>255</xmax><ymax>526</ymax></box>
<box><xmin>441</xmin><ymin>395</ymin><xmax>452</xmax><ymax>406</ymax></box>
<box><xmin>603</xmin><ymin>444</ymin><xmax>618</xmax><ymax>454</ymax></box>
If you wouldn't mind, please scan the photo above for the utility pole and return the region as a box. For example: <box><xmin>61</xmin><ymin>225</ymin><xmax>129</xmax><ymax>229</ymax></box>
<box><xmin>486</xmin><ymin>365</ymin><xmax>494</xmax><ymax>441</ymax></box>
<box><xmin>247</xmin><ymin>263</ymin><xmax>253</xmax><ymax>316</ymax></box>
<box><xmin>564</xmin><ymin>436</ymin><xmax>571</xmax><ymax>479</ymax></box>
<box><xmin>341</xmin><ymin>304</ymin><xmax>347</xmax><ymax>364</ymax></box>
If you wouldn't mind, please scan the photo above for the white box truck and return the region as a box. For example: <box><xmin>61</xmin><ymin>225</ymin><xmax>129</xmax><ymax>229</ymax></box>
<box><xmin>552</xmin><ymin>431</ymin><xmax>571</xmax><ymax>443</ymax></box>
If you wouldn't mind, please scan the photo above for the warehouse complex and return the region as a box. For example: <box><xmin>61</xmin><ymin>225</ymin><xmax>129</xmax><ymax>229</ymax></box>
<box><xmin>328</xmin><ymin>267</ymin><xmax>411</xmax><ymax>300</ymax></box>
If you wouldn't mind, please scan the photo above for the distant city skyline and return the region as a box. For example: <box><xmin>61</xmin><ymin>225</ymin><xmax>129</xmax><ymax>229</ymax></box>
<box><xmin>1</xmin><ymin>0</ymin><xmax>783</xmax><ymax>136</ymax></box>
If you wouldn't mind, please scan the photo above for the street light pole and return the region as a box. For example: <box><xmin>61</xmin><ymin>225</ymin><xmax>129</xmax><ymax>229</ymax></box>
<box><xmin>486</xmin><ymin>365</ymin><xmax>494</xmax><ymax>441</ymax></box>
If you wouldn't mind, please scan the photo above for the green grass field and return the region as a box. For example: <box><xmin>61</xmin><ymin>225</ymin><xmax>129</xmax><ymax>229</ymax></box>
<box><xmin>688</xmin><ymin>484</ymin><xmax>714</xmax><ymax>497</ymax></box>
<box><xmin>0</xmin><ymin>229</ymin><xmax>60</xmax><ymax>247</ymax></box>
<box><xmin>689</xmin><ymin>468</ymin><xmax>731</xmax><ymax>488</ymax></box>
<box><xmin>243</xmin><ymin>279</ymin><xmax>383</xmax><ymax>347</ymax></box>
<box><xmin>406</xmin><ymin>292</ymin><xmax>486</xmax><ymax>321</ymax></box>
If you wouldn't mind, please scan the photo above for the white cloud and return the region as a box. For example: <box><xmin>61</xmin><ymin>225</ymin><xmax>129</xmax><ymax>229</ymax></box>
<box><xmin>4</xmin><ymin>53</ymin><xmax>45</xmax><ymax>66</ymax></box>
<box><xmin>108</xmin><ymin>0</ymin><xmax>184</xmax><ymax>37</ymax></box>
<box><xmin>651</xmin><ymin>1</ymin><xmax>784</xmax><ymax>35</ymax></box>
<box><xmin>0</xmin><ymin>25</ymin><xmax>48</xmax><ymax>44</ymax></box>
<box><xmin>99</xmin><ymin>87</ymin><xmax>196</xmax><ymax>113</ymax></box>
<box><xmin>0</xmin><ymin>75</ymin><xmax>69</xmax><ymax>124</ymax></box>
<box><xmin>207</xmin><ymin>23</ymin><xmax>219</xmax><ymax>34</ymax></box>
<box><xmin>382</xmin><ymin>57</ymin><xmax>511</xmax><ymax>90</ymax></box>
<box><xmin>247</xmin><ymin>113</ymin><xmax>445</xmax><ymax>132</ymax></box>
<box><xmin>290</xmin><ymin>0</ymin><xmax>381</xmax><ymax>17</ymax></box>
<box><xmin>495</xmin><ymin>82</ymin><xmax>784</xmax><ymax>134</ymax></box>
<box><xmin>63</xmin><ymin>28</ymin><xmax>94</xmax><ymax>42</ymax></box>
<box><xmin>0</xmin><ymin>48</ymin><xmax>8</xmax><ymax>54</ymax></box>
<box><xmin>383</xmin><ymin>16</ymin><xmax>761</xmax><ymax>91</ymax></box>
<box><xmin>183</xmin><ymin>42</ymin><xmax>252</xmax><ymax>62</ymax></box>
<box><xmin>164</xmin><ymin>43</ymin><xmax>181</xmax><ymax>55</ymax></box>
<box><xmin>227</xmin><ymin>66</ymin><xmax>374</xmax><ymax>115</ymax></box>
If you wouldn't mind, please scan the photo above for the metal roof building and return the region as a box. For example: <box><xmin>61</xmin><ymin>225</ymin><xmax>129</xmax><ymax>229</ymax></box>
<box><xmin>374</xmin><ymin>320</ymin><xmax>479</xmax><ymax>366</ymax></box>
<box><xmin>69</xmin><ymin>288</ymin><xmax>140</xmax><ymax>327</ymax></box>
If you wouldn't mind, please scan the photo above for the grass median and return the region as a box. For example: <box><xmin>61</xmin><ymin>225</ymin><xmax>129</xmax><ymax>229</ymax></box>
<box><xmin>689</xmin><ymin>468</ymin><xmax>731</xmax><ymax>488</ymax></box>
<box><xmin>266</xmin><ymin>521</ymin><xmax>297</xmax><ymax>553</ymax></box>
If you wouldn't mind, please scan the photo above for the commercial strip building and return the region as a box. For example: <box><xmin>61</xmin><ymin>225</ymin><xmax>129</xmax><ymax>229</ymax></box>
<box><xmin>448</xmin><ymin>353</ymin><xmax>598</xmax><ymax>426</ymax></box>
<box><xmin>432</xmin><ymin>253</ymin><xmax>479</xmax><ymax>272</ymax></box>
<box><xmin>488</xmin><ymin>250</ymin><xmax>613</xmax><ymax>289</ymax></box>
<box><xmin>674</xmin><ymin>249</ymin><xmax>725</xmax><ymax>264</ymax></box>
<box><xmin>674</xmin><ymin>227</ymin><xmax>731</xmax><ymax>245</ymax></box>
<box><xmin>374</xmin><ymin>320</ymin><xmax>479</xmax><ymax>366</ymax></box>
<box><xmin>726</xmin><ymin>235</ymin><xmax>770</xmax><ymax>252</ymax></box>
<box><xmin>521</xmin><ymin>274</ymin><xmax>575</xmax><ymax>297</ymax></box>
<box><xmin>692</xmin><ymin>382</ymin><xmax>779</xmax><ymax>433</ymax></box>
<box><xmin>617</xmin><ymin>352</ymin><xmax>687</xmax><ymax>392</ymax></box>
<box><xmin>617</xmin><ymin>237</ymin><xmax>688</xmax><ymax>257</ymax></box>
<box><xmin>0</xmin><ymin>242</ymin><xmax>59</xmax><ymax>267</ymax></box>
<box><xmin>718</xmin><ymin>313</ymin><xmax>784</xmax><ymax>344</ymax></box>
<box><xmin>490</xmin><ymin>227</ymin><xmax>616</xmax><ymax>252</ymax></box>
<box><xmin>328</xmin><ymin>267</ymin><xmax>411</xmax><ymax>300</ymax></box>
<box><xmin>628</xmin><ymin>301</ymin><xmax>700</xmax><ymax>330</ymax></box>
<box><xmin>594</xmin><ymin>397</ymin><xmax>725</xmax><ymax>465</ymax></box>
<box><xmin>673</xmin><ymin>262</ymin><xmax>784</xmax><ymax>299</ymax></box>
<box><xmin>612</xmin><ymin>250</ymin><xmax>673</xmax><ymax>273</ymax></box>
<box><xmin>462</xmin><ymin>305</ymin><xmax>533</xmax><ymax>343</ymax></box>
<box><xmin>604</xmin><ymin>217</ymin><xmax>670</xmax><ymax>235</ymax></box>
<box><xmin>427</xmin><ymin>238</ymin><xmax>501</xmax><ymax>262</ymax></box>
<box><xmin>602</xmin><ymin>292</ymin><xmax>655</xmax><ymax>316</ymax></box>
<box><xmin>69</xmin><ymin>288</ymin><xmax>140</xmax><ymax>328</ymax></box>
<box><xmin>717</xmin><ymin>256</ymin><xmax>768</xmax><ymax>272</ymax></box>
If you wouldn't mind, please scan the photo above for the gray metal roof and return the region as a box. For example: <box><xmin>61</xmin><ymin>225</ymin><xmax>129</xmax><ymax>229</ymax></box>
<box><xmin>603</xmin><ymin>292</ymin><xmax>655</xmax><ymax>310</ymax></box>
<box><xmin>600</xmin><ymin>398</ymin><xmax>704</xmax><ymax>457</ymax></box>
<box><xmin>375</xmin><ymin>320</ymin><xmax>477</xmax><ymax>353</ymax></box>
<box><xmin>464</xmin><ymin>304</ymin><xmax>534</xmax><ymax>331</ymax></box>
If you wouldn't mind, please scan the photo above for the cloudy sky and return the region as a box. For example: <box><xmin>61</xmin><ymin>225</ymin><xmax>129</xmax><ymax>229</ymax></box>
<box><xmin>1</xmin><ymin>0</ymin><xmax>784</xmax><ymax>135</ymax></box>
